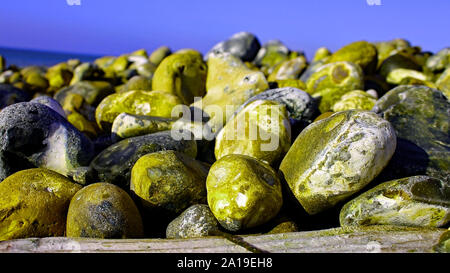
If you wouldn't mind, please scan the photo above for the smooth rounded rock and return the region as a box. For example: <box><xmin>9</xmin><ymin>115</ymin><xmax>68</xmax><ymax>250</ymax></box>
<box><xmin>280</xmin><ymin>110</ymin><xmax>397</xmax><ymax>215</ymax></box>
<box><xmin>0</xmin><ymin>168</ymin><xmax>82</xmax><ymax>240</ymax></box>
<box><xmin>340</xmin><ymin>176</ymin><xmax>450</xmax><ymax>228</ymax></box>
<box><xmin>152</xmin><ymin>50</ymin><xmax>207</xmax><ymax>104</ymax></box>
<box><xmin>331</xmin><ymin>90</ymin><xmax>376</xmax><ymax>112</ymax></box>
<box><xmin>234</xmin><ymin>87</ymin><xmax>319</xmax><ymax>125</ymax></box>
<box><xmin>0</xmin><ymin>83</ymin><xmax>31</xmax><ymax>109</ymax></box>
<box><xmin>95</xmin><ymin>90</ymin><xmax>182</xmax><ymax>131</ymax></box>
<box><xmin>207</xmin><ymin>154</ymin><xmax>283</xmax><ymax>231</ymax></box>
<box><xmin>66</xmin><ymin>182</ymin><xmax>144</xmax><ymax>238</ymax></box>
<box><xmin>130</xmin><ymin>150</ymin><xmax>208</xmax><ymax>215</ymax></box>
<box><xmin>206</xmin><ymin>32</ymin><xmax>261</xmax><ymax>62</ymax></box>
<box><xmin>30</xmin><ymin>95</ymin><xmax>66</xmax><ymax>117</ymax></box>
<box><xmin>191</xmin><ymin>51</ymin><xmax>268</xmax><ymax>133</ymax></box>
<box><xmin>166</xmin><ymin>204</ymin><xmax>220</xmax><ymax>239</ymax></box>
<box><xmin>215</xmin><ymin>100</ymin><xmax>291</xmax><ymax>166</ymax></box>
<box><xmin>89</xmin><ymin>130</ymin><xmax>197</xmax><ymax>188</ymax></box>
<box><xmin>327</xmin><ymin>41</ymin><xmax>378</xmax><ymax>73</ymax></box>
<box><xmin>372</xmin><ymin>85</ymin><xmax>450</xmax><ymax>183</ymax></box>
<box><xmin>306</xmin><ymin>61</ymin><xmax>364</xmax><ymax>113</ymax></box>
<box><xmin>0</xmin><ymin>102</ymin><xmax>95</xmax><ymax>181</ymax></box>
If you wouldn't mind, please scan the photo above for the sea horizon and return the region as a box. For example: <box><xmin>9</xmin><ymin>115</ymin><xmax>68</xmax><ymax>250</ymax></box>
<box><xmin>0</xmin><ymin>46</ymin><xmax>102</xmax><ymax>68</ymax></box>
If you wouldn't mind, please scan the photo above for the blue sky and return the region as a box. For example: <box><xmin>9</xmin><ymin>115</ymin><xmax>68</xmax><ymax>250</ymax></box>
<box><xmin>0</xmin><ymin>0</ymin><xmax>449</xmax><ymax>60</ymax></box>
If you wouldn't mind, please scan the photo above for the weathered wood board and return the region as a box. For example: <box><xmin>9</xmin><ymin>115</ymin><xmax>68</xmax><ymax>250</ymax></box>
<box><xmin>0</xmin><ymin>226</ymin><xmax>447</xmax><ymax>253</ymax></box>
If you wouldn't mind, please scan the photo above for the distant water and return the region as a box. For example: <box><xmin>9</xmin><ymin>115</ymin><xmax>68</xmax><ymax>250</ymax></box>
<box><xmin>0</xmin><ymin>47</ymin><xmax>101</xmax><ymax>68</ymax></box>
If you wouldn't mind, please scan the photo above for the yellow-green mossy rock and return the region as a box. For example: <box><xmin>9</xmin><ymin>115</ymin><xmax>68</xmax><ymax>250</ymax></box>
<box><xmin>130</xmin><ymin>150</ymin><xmax>208</xmax><ymax>215</ymax></box>
<box><xmin>267</xmin><ymin>56</ymin><xmax>307</xmax><ymax>81</ymax></box>
<box><xmin>331</xmin><ymin>90</ymin><xmax>376</xmax><ymax>112</ymax></box>
<box><xmin>340</xmin><ymin>176</ymin><xmax>449</xmax><ymax>228</ymax></box>
<box><xmin>191</xmin><ymin>51</ymin><xmax>269</xmax><ymax>133</ymax></box>
<box><xmin>313</xmin><ymin>111</ymin><xmax>334</xmax><ymax>122</ymax></box>
<box><xmin>46</xmin><ymin>62</ymin><xmax>73</xmax><ymax>91</ymax></box>
<box><xmin>313</xmin><ymin>47</ymin><xmax>331</xmax><ymax>62</ymax></box>
<box><xmin>327</xmin><ymin>41</ymin><xmax>378</xmax><ymax>73</ymax></box>
<box><xmin>152</xmin><ymin>50</ymin><xmax>206</xmax><ymax>104</ymax></box>
<box><xmin>425</xmin><ymin>47</ymin><xmax>449</xmax><ymax>72</ymax></box>
<box><xmin>280</xmin><ymin>110</ymin><xmax>397</xmax><ymax>215</ymax></box>
<box><xmin>119</xmin><ymin>75</ymin><xmax>152</xmax><ymax>92</ymax></box>
<box><xmin>436</xmin><ymin>67</ymin><xmax>450</xmax><ymax>99</ymax></box>
<box><xmin>215</xmin><ymin>100</ymin><xmax>291</xmax><ymax>166</ymax></box>
<box><xmin>111</xmin><ymin>113</ymin><xmax>177</xmax><ymax>139</ymax></box>
<box><xmin>149</xmin><ymin>46</ymin><xmax>172</xmax><ymax>66</ymax></box>
<box><xmin>375</xmin><ymin>39</ymin><xmax>411</xmax><ymax>67</ymax></box>
<box><xmin>386</xmin><ymin>68</ymin><xmax>430</xmax><ymax>84</ymax></box>
<box><xmin>306</xmin><ymin>61</ymin><xmax>364</xmax><ymax>113</ymax></box>
<box><xmin>66</xmin><ymin>183</ymin><xmax>144</xmax><ymax>239</ymax></box>
<box><xmin>206</xmin><ymin>154</ymin><xmax>283</xmax><ymax>231</ymax></box>
<box><xmin>0</xmin><ymin>168</ymin><xmax>82</xmax><ymax>241</ymax></box>
<box><xmin>253</xmin><ymin>40</ymin><xmax>292</xmax><ymax>76</ymax></box>
<box><xmin>271</xmin><ymin>79</ymin><xmax>306</xmax><ymax>90</ymax></box>
<box><xmin>62</xmin><ymin>93</ymin><xmax>100</xmax><ymax>137</ymax></box>
<box><xmin>95</xmin><ymin>90</ymin><xmax>182</xmax><ymax>130</ymax></box>
<box><xmin>24</xmin><ymin>71</ymin><xmax>49</xmax><ymax>92</ymax></box>
<box><xmin>111</xmin><ymin>55</ymin><xmax>130</xmax><ymax>72</ymax></box>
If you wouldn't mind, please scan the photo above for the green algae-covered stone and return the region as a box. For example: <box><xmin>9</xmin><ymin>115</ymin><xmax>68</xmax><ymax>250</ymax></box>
<box><xmin>306</xmin><ymin>61</ymin><xmax>364</xmax><ymax>113</ymax></box>
<box><xmin>66</xmin><ymin>182</ymin><xmax>144</xmax><ymax>238</ymax></box>
<box><xmin>94</xmin><ymin>56</ymin><xmax>115</xmax><ymax>71</ymax></box>
<box><xmin>95</xmin><ymin>90</ymin><xmax>182</xmax><ymax>130</ymax></box>
<box><xmin>386</xmin><ymin>68</ymin><xmax>430</xmax><ymax>85</ymax></box>
<box><xmin>89</xmin><ymin>130</ymin><xmax>197</xmax><ymax>188</ymax></box>
<box><xmin>340</xmin><ymin>176</ymin><xmax>450</xmax><ymax>228</ymax></box>
<box><xmin>379</xmin><ymin>53</ymin><xmax>421</xmax><ymax>79</ymax></box>
<box><xmin>166</xmin><ymin>204</ymin><xmax>220</xmax><ymax>239</ymax></box>
<box><xmin>206</xmin><ymin>32</ymin><xmax>261</xmax><ymax>62</ymax></box>
<box><xmin>267</xmin><ymin>56</ymin><xmax>307</xmax><ymax>81</ymax></box>
<box><xmin>206</xmin><ymin>154</ymin><xmax>283</xmax><ymax>231</ymax></box>
<box><xmin>149</xmin><ymin>46</ymin><xmax>172</xmax><ymax>66</ymax></box>
<box><xmin>234</xmin><ymin>87</ymin><xmax>318</xmax><ymax>125</ymax></box>
<box><xmin>111</xmin><ymin>55</ymin><xmax>130</xmax><ymax>72</ymax></box>
<box><xmin>270</xmin><ymin>79</ymin><xmax>306</xmax><ymax>90</ymax></box>
<box><xmin>69</xmin><ymin>63</ymin><xmax>103</xmax><ymax>85</ymax></box>
<box><xmin>0</xmin><ymin>168</ymin><xmax>82</xmax><ymax>240</ymax></box>
<box><xmin>45</xmin><ymin>63</ymin><xmax>73</xmax><ymax>91</ymax></box>
<box><xmin>119</xmin><ymin>75</ymin><xmax>152</xmax><ymax>92</ymax></box>
<box><xmin>54</xmin><ymin>80</ymin><xmax>114</xmax><ymax>106</ymax></box>
<box><xmin>152</xmin><ymin>50</ymin><xmax>206</xmax><ymax>104</ymax></box>
<box><xmin>280</xmin><ymin>110</ymin><xmax>397</xmax><ymax>215</ymax></box>
<box><xmin>436</xmin><ymin>67</ymin><xmax>450</xmax><ymax>99</ymax></box>
<box><xmin>24</xmin><ymin>71</ymin><xmax>49</xmax><ymax>92</ymax></box>
<box><xmin>313</xmin><ymin>47</ymin><xmax>331</xmax><ymax>62</ymax></box>
<box><xmin>191</xmin><ymin>51</ymin><xmax>268</xmax><ymax>133</ymax></box>
<box><xmin>215</xmin><ymin>100</ymin><xmax>291</xmax><ymax>166</ymax></box>
<box><xmin>327</xmin><ymin>41</ymin><xmax>378</xmax><ymax>74</ymax></box>
<box><xmin>130</xmin><ymin>150</ymin><xmax>208</xmax><ymax>214</ymax></box>
<box><xmin>372</xmin><ymin>85</ymin><xmax>450</xmax><ymax>183</ymax></box>
<box><xmin>60</xmin><ymin>92</ymin><xmax>100</xmax><ymax>137</ymax></box>
<box><xmin>253</xmin><ymin>40</ymin><xmax>291</xmax><ymax>75</ymax></box>
<box><xmin>331</xmin><ymin>90</ymin><xmax>376</xmax><ymax>112</ymax></box>
<box><xmin>426</xmin><ymin>48</ymin><xmax>449</xmax><ymax>72</ymax></box>
<box><xmin>375</xmin><ymin>38</ymin><xmax>411</xmax><ymax>67</ymax></box>
<box><xmin>111</xmin><ymin>113</ymin><xmax>177</xmax><ymax>139</ymax></box>
<box><xmin>434</xmin><ymin>230</ymin><xmax>450</xmax><ymax>253</ymax></box>
<box><xmin>299</xmin><ymin>58</ymin><xmax>327</xmax><ymax>83</ymax></box>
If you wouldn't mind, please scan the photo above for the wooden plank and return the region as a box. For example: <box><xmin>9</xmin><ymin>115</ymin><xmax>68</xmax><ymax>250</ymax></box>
<box><xmin>0</xmin><ymin>226</ymin><xmax>446</xmax><ymax>253</ymax></box>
